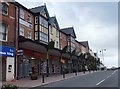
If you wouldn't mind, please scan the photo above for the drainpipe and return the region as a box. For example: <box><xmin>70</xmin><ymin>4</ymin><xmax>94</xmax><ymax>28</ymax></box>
<box><xmin>14</xmin><ymin>6</ymin><xmax>17</xmax><ymax>80</ymax></box>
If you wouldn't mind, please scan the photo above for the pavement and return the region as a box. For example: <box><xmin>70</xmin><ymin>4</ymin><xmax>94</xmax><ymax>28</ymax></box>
<box><xmin>32</xmin><ymin>70</ymin><xmax>119</xmax><ymax>88</ymax></box>
<box><xmin>0</xmin><ymin>71</ymin><xmax>96</xmax><ymax>89</ymax></box>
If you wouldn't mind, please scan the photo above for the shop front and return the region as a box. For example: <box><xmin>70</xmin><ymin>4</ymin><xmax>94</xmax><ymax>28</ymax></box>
<box><xmin>61</xmin><ymin>53</ymin><xmax>70</xmax><ymax>74</ymax></box>
<box><xmin>0</xmin><ymin>45</ymin><xmax>15</xmax><ymax>81</ymax></box>
<box><xmin>18</xmin><ymin>39</ymin><xmax>47</xmax><ymax>79</ymax></box>
<box><xmin>48</xmin><ymin>49</ymin><xmax>61</xmax><ymax>75</ymax></box>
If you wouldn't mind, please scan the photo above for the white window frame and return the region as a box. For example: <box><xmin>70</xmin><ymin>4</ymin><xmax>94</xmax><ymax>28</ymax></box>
<box><xmin>56</xmin><ymin>41</ymin><xmax>59</xmax><ymax>48</ymax></box>
<box><xmin>20</xmin><ymin>9</ymin><xmax>24</xmax><ymax>19</ymax></box>
<box><xmin>56</xmin><ymin>30</ymin><xmax>59</xmax><ymax>37</ymax></box>
<box><xmin>0</xmin><ymin>23</ymin><xmax>8</xmax><ymax>41</ymax></box>
<box><xmin>28</xmin><ymin>14</ymin><xmax>31</xmax><ymax>23</ymax></box>
<box><xmin>2</xmin><ymin>3</ymin><xmax>8</xmax><ymax>15</ymax></box>
<box><xmin>28</xmin><ymin>29</ymin><xmax>32</xmax><ymax>39</ymax></box>
<box><xmin>20</xmin><ymin>26</ymin><xmax>24</xmax><ymax>36</ymax></box>
<box><xmin>35</xmin><ymin>16</ymin><xmax>38</xmax><ymax>24</ymax></box>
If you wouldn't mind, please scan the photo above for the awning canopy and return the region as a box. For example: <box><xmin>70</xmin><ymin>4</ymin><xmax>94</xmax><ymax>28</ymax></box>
<box><xmin>48</xmin><ymin>48</ymin><xmax>61</xmax><ymax>57</ymax></box>
<box><xmin>62</xmin><ymin>53</ymin><xmax>70</xmax><ymax>59</ymax></box>
<box><xmin>71</xmin><ymin>55</ymin><xmax>78</xmax><ymax>60</ymax></box>
<box><xmin>19</xmin><ymin>36</ymin><xmax>47</xmax><ymax>54</ymax></box>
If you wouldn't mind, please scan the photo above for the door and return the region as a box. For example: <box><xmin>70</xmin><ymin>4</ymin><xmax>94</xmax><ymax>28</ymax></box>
<box><xmin>2</xmin><ymin>57</ymin><xmax>6</xmax><ymax>81</ymax></box>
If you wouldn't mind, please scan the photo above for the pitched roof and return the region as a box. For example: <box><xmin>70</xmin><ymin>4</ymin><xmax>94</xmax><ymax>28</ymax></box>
<box><xmin>29</xmin><ymin>5</ymin><xmax>50</xmax><ymax>17</ymax></box>
<box><xmin>60</xmin><ymin>27</ymin><xmax>76</xmax><ymax>38</ymax></box>
<box><xmin>49</xmin><ymin>16</ymin><xmax>60</xmax><ymax>30</ymax></box>
<box><xmin>80</xmin><ymin>41</ymin><xmax>89</xmax><ymax>49</ymax></box>
<box><xmin>30</xmin><ymin>6</ymin><xmax>44</xmax><ymax>13</ymax></box>
<box><xmin>11</xmin><ymin>2</ymin><xmax>34</xmax><ymax>14</ymax></box>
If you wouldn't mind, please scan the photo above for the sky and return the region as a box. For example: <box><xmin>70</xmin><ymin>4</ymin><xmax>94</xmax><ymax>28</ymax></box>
<box><xmin>16</xmin><ymin>0</ymin><xmax>118</xmax><ymax>68</ymax></box>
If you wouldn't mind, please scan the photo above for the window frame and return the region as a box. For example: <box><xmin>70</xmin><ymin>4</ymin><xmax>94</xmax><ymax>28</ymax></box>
<box><xmin>28</xmin><ymin>29</ymin><xmax>32</xmax><ymax>39</ymax></box>
<box><xmin>2</xmin><ymin>3</ymin><xmax>8</xmax><ymax>15</ymax></box>
<box><xmin>20</xmin><ymin>9</ymin><xmax>24</xmax><ymax>19</ymax></box>
<box><xmin>0</xmin><ymin>23</ymin><xmax>8</xmax><ymax>41</ymax></box>
<box><xmin>28</xmin><ymin>14</ymin><xmax>32</xmax><ymax>23</ymax></box>
<box><xmin>19</xmin><ymin>25</ymin><xmax>24</xmax><ymax>36</ymax></box>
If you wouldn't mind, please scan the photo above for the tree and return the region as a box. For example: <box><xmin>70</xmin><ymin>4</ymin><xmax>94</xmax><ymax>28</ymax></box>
<box><xmin>46</xmin><ymin>40</ymin><xmax>55</xmax><ymax>77</ymax></box>
<box><xmin>60</xmin><ymin>45</ymin><xmax>68</xmax><ymax>75</ymax></box>
<box><xmin>79</xmin><ymin>53</ymin><xmax>86</xmax><ymax>73</ymax></box>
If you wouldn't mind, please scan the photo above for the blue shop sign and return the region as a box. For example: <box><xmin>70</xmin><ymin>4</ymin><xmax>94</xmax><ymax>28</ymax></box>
<box><xmin>0</xmin><ymin>46</ymin><xmax>15</xmax><ymax>57</ymax></box>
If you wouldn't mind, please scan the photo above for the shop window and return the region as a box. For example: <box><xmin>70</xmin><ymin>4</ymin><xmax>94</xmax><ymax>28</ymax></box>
<box><xmin>0</xmin><ymin>23</ymin><xmax>8</xmax><ymax>41</ymax></box>
<box><xmin>2</xmin><ymin>3</ymin><xmax>8</xmax><ymax>15</ymax></box>
<box><xmin>20</xmin><ymin>9</ymin><xmax>24</xmax><ymax>19</ymax></box>
<box><xmin>20</xmin><ymin>26</ymin><xmax>24</xmax><ymax>36</ymax></box>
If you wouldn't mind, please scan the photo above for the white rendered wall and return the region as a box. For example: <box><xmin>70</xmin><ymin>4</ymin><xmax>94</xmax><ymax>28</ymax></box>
<box><xmin>6</xmin><ymin>57</ymin><xmax>14</xmax><ymax>81</ymax></box>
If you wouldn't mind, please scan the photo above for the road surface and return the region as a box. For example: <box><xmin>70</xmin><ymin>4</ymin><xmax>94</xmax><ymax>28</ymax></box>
<box><xmin>31</xmin><ymin>70</ymin><xmax>119</xmax><ymax>89</ymax></box>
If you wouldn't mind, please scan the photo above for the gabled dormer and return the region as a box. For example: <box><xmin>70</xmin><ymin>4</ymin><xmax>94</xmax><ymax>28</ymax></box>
<box><xmin>60</xmin><ymin>27</ymin><xmax>76</xmax><ymax>53</ymax></box>
<box><xmin>49</xmin><ymin>16</ymin><xmax>60</xmax><ymax>30</ymax></box>
<box><xmin>30</xmin><ymin>4</ymin><xmax>49</xmax><ymax>19</ymax></box>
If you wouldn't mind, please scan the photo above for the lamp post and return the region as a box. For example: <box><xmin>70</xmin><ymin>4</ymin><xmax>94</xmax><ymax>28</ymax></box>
<box><xmin>100</xmin><ymin>49</ymin><xmax>106</xmax><ymax>65</ymax></box>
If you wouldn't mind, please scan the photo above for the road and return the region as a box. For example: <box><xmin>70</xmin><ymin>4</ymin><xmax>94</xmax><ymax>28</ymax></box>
<box><xmin>32</xmin><ymin>70</ymin><xmax>119</xmax><ymax>89</ymax></box>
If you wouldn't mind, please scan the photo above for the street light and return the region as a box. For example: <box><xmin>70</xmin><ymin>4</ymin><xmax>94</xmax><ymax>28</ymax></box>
<box><xmin>100</xmin><ymin>49</ymin><xmax>106</xmax><ymax>65</ymax></box>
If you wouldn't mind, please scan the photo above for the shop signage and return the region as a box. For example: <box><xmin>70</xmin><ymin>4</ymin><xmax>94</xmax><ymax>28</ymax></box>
<box><xmin>0</xmin><ymin>46</ymin><xmax>15</xmax><ymax>57</ymax></box>
<box><xmin>19</xmin><ymin>19</ymin><xmax>32</xmax><ymax>28</ymax></box>
<box><xmin>17</xmin><ymin>50</ymin><xmax>24</xmax><ymax>55</ymax></box>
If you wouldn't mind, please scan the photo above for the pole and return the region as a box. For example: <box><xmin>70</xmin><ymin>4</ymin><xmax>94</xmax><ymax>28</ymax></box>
<box><xmin>42</xmin><ymin>73</ymin><xmax>44</xmax><ymax>83</ymax></box>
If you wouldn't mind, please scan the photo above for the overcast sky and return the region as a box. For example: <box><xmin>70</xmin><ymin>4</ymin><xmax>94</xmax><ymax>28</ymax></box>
<box><xmin>16</xmin><ymin>0</ymin><xmax>118</xmax><ymax>68</ymax></box>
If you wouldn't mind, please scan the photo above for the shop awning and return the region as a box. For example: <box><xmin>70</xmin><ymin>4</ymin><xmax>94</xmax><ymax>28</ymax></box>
<box><xmin>72</xmin><ymin>55</ymin><xmax>78</xmax><ymax>60</ymax></box>
<box><xmin>19</xmin><ymin>37</ymin><xmax>47</xmax><ymax>54</ymax></box>
<box><xmin>48</xmin><ymin>48</ymin><xmax>61</xmax><ymax>57</ymax></box>
<box><xmin>62</xmin><ymin>53</ymin><xmax>70</xmax><ymax>59</ymax></box>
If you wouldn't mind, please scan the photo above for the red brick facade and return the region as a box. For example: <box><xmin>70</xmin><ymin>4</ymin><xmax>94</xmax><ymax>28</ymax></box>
<box><xmin>19</xmin><ymin>7</ymin><xmax>34</xmax><ymax>40</ymax></box>
<box><xmin>60</xmin><ymin>31</ymin><xmax>67</xmax><ymax>50</ymax></box>
<box><xmin>0</xmin><ymin>2</ymin><xmax>17</xmax><ymax>47</ymax></box>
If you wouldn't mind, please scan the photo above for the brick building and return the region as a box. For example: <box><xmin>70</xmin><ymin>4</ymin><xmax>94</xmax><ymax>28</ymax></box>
<box><xmin>0</xmin><ymin>2</ymin><xmax>17</xmax><ymax>81</ymax></box>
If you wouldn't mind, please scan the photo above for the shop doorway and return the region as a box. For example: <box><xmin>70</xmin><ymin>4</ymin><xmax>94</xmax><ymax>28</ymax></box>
<box><xmin>2</xmin><ymin>57</ymin><xmax>6</xmax><ymax>81</ymax></box>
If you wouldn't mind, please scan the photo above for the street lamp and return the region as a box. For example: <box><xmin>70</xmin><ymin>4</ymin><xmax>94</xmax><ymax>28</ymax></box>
<box><xmin>100</xmin><ymin>49</ymin><xmax>106</xmax><ymax>65</ymax></box>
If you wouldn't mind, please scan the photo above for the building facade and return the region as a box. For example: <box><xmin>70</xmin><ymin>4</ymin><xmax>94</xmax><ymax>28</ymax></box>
<box><xmin>0</xmin><ymin>2</ymin><xmax>17</xmax><ymax>81</ymax></box>
<box><xmin>0</xmin><ymin>1</ymin><xmax>100</xmax><ymax>81</ymax></box>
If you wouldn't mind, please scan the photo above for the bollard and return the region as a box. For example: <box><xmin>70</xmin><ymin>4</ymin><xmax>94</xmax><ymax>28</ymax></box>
<box><xmin>42</xmin><ymin>74</ymin><xmax>44</xmax><ymax>83</ymax></box>
<box><xmin>75</xmin><ymin>72</ymin><xmax>77</xmax><ymax>76</ymax></box>
<box><xmin>63</xmin><ymin>72</ymin><xmax>65</xmax><ymax>78</ymax></box>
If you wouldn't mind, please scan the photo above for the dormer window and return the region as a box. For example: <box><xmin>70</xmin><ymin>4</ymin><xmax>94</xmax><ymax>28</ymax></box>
<box><xmin>2</xmin><ymin>3</ymin><xmax>8</xmax><ymax>15</ymax></box>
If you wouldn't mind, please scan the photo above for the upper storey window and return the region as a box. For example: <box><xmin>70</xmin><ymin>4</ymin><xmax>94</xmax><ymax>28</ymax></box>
<box><xmin>20</xmin><ymin>9</ymin><xmax>24</xmax><ymax>19</ymax></box>
<box><xmin>0</xmin><ymin>23</ymin><xmax>8</xmax><ymax>41</ymax></box>
<box><xmin>40</xmin><ymin>16</ymin><xmax>48</xmax><ymax>28</ymax></box>
<box><xmin>2</xmin><ymin>3</ymin><xmax>8</xmax><ymax>15</ymax></box>
<box><xmin>28</xmin><ymin>14</ymin><xmax>32</xmax><ymax>23</ymax></box>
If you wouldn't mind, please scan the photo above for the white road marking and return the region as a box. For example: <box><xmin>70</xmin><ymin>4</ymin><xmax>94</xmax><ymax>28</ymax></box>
<box><xmin>96</xmin><ymin>70</ymin><xmax>117</xmax><ymax>86</ymax></box>
<box><xmin>96</xmin><ymin>79</ymin><xmax>106</xmax><ymax>85</ymax></box>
